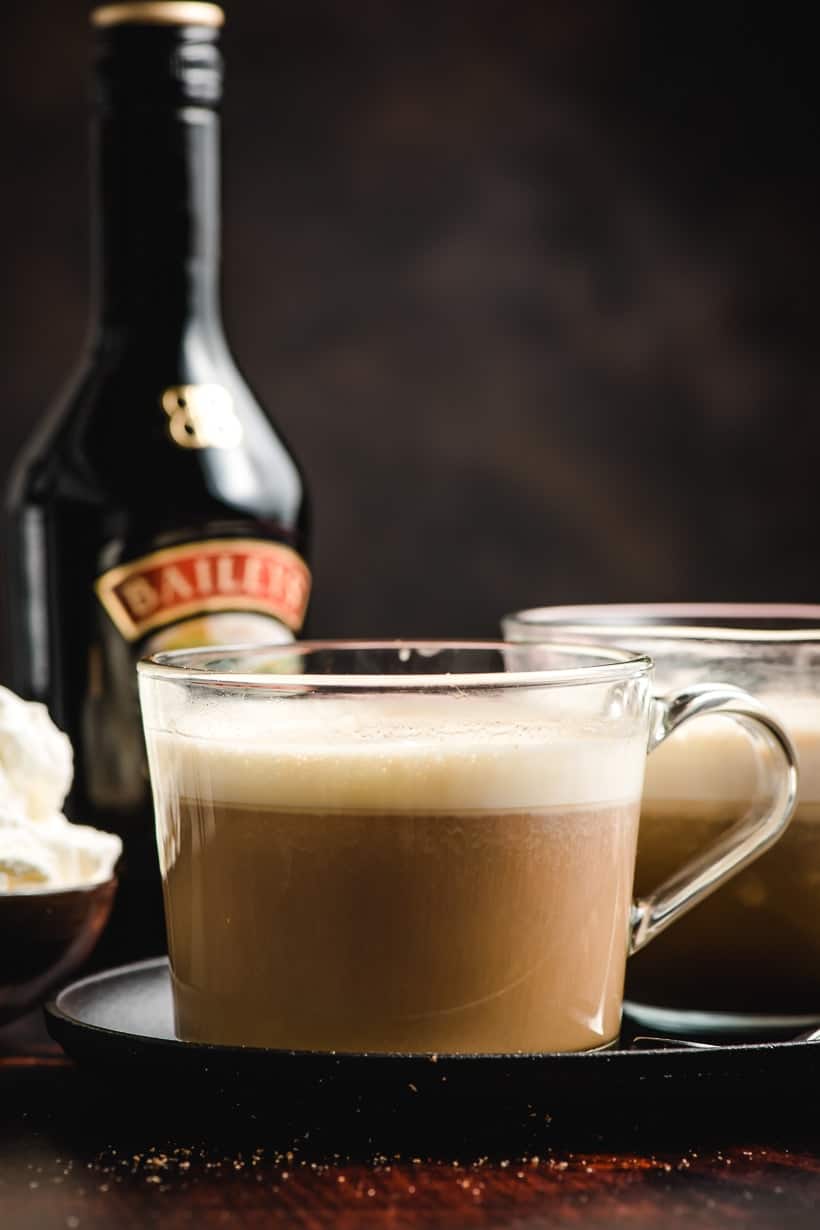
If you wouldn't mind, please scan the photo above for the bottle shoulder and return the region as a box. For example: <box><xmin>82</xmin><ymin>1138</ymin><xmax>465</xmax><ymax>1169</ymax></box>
<box><xmin>8</xmin><ymin>329</ymin><xmax>307</xmax><ymax>534</ymax></box>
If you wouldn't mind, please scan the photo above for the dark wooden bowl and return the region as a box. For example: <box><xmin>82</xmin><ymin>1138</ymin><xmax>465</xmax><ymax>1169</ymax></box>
<box><xmin>0</xmin><ymin>877</ymin><xmax>117</xmax><ymax>1025</ymax></box>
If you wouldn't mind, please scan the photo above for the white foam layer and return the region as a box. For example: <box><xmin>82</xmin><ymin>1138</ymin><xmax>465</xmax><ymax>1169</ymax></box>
<box><xmin>645</xmin><ymin>695</ymin><xmax>820</xmax><ymax>805</ymax></box>
<box><xmin>147</xmin><ymin>695</ymin><xmax>647</xmax><ymax>811</ymax></box>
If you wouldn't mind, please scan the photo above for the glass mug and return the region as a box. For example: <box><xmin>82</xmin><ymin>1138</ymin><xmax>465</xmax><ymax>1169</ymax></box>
<box><xmin>503</xmin><ymin>604</ymin><xmax>820</xmax><ymax>1036</ymax></box>
<box><xmin>137</xmin><ymin>641</ymin><xmax>796</xmax><ymax>1054</ymax></box>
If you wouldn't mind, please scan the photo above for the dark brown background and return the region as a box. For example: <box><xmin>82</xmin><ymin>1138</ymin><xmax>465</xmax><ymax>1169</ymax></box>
<box><xmin>1</xmin><ymin>1</ymin><xmax>819</xmax><ymax>675</ymax></box>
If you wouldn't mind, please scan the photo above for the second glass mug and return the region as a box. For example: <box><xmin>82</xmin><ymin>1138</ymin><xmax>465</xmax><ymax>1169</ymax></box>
<box><xmin>137</xmin><ymin>641</ymin><xmax>797</xmax><ymax>1054</ymax></box>
<box><xmin>503</xmin><ymin>605</ymin><xmax>820</xmax><ymax>1035</ymax></box>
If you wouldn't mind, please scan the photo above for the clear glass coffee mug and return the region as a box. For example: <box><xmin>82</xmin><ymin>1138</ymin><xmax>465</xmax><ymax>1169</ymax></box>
<box><xmin>503</xmin><ymin>605</ymin><xmax>820</xmax><ymax>1036</ymax></box>
<box><xmin>137</xmin><ymin>641</ymin><xmax>797</xmax><ymax>1055</ymax></box>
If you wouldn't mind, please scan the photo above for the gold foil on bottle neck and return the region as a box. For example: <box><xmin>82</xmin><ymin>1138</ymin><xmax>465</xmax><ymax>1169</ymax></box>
<box><xmin>91</xmin><ymin>2</ymin><xmax>224</xmax><ymax>28</ymax></box>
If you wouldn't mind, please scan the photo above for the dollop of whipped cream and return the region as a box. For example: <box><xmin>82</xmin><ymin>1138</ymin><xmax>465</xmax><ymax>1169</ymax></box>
<box><xmin>0</xmin><ymin>685</ymin><xmax>121</xmax><ymax>892</ymax></box>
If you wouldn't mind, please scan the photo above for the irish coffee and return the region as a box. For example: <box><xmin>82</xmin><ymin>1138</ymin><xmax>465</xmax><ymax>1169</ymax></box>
<box><xmin>148</xmin><ymin>696</ymin><xmax>645</xmax><ymax>1053</ymax></box>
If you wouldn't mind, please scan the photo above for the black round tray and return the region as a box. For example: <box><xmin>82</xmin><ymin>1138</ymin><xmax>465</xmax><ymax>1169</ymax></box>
<box><xmin>45</xmin><ymin>957</ymin><xmax>820</xmax><ymax>1149</ymax></box>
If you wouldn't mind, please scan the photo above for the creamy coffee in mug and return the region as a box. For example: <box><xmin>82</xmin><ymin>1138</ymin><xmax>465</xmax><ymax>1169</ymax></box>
<box><xmin>138</xmin><ymin>641</ymin><xmax>796</xmax><ymax>1054</ymax></box>
<box><xmin>152</xmin><ymin>697</ymin><xmax>643</xmax><ymax>1052</ymax></box>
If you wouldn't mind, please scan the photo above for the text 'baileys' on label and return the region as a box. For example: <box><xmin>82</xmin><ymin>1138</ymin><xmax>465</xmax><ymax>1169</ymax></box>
<box><xmin>95</xmin><ymin>539</ymin><xmax>311</xmax><ymax>641</ymax></box>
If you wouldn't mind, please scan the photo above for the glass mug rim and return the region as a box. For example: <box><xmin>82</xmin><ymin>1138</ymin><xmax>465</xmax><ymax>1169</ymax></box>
<box><xmin>504</xmin><ymin>603</ymin><xmax>820</xmax><ymax>644</ymax></box>
<box><xmin>137</xmin><ymin>638</ymin><xmax>653</xmax><ymax>691</ymax></box>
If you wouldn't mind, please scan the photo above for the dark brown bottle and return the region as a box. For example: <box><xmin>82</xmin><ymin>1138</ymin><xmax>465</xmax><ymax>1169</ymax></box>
<box><xmin>6</xmin><ymin>2</ymin><xmax>310</xmax><ymax>961</ymax></box>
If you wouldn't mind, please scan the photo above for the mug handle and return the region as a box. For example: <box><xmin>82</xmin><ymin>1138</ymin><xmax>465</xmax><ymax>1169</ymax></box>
<box><xmin>630</xmin><ymin>683</ymin><xmax>798</xmax><ymax>954</ymax></box>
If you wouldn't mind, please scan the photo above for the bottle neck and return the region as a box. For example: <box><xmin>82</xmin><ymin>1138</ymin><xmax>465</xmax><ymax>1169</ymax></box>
<box><xmin>93</xmin><ymin>99</ymin><xmax>222</xmax><ymax>336</ymax></box>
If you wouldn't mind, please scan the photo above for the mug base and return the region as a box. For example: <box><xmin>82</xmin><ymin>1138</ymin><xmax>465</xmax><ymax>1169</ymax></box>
<box><xmin>624</xmin><ymin>998</ymin><xmax>820</xmax><ymax>1042</ymax></box>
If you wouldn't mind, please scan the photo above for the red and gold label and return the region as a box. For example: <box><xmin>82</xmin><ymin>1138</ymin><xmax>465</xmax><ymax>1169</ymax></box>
<box><xmin>95</xmin><ymin>538</ymin><xmax>310</xmax><ymax>642</ymax></box>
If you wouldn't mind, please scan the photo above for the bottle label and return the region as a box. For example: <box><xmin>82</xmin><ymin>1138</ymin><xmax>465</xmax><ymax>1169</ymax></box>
<box><xmin>95</xmin><ymin>538</ymin><xmax>310</xmax><ymax>642</ymax></box>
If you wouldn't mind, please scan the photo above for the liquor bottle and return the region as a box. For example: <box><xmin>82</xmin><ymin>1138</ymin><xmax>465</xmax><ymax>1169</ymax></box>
<box><xmin>6</xmin><ymin>2</ymin><xmax>310</xmax><ymax>960</ymax></box>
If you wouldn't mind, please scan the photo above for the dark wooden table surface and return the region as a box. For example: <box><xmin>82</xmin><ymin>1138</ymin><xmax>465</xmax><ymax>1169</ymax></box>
<box><xmin>3</xmin><ymin>1012</ymin><xmax>820</xmax><ymax>1230</ymax></box>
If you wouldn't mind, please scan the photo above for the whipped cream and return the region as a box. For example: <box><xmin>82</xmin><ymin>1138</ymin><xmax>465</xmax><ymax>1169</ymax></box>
<box><xmin>0</xmin><ymin>685</ymin><xmax>121</xmax><ymax>892</ymax></box>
